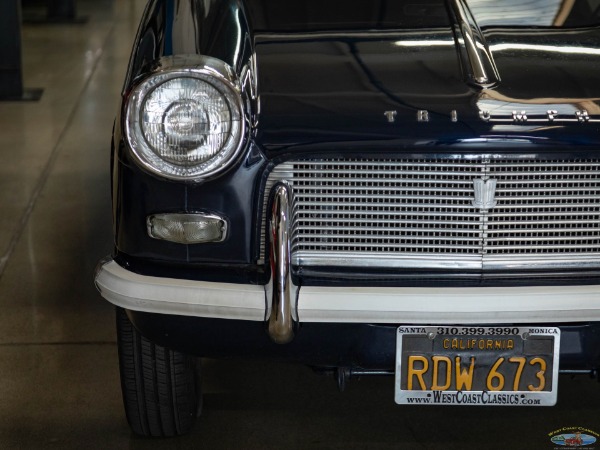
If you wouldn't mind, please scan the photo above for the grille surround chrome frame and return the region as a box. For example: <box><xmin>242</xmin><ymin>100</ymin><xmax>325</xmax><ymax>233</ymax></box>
<box><xmin>261</xmin><ymin>157</ymin><xmax>600</xmax><ymax>272</ymax></box>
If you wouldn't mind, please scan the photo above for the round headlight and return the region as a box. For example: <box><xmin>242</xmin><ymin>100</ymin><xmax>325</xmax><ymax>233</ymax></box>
<box><xmin>125</xmin><ymin>62</ymin><xmax>244</xmax><ymax>181</ymax></box>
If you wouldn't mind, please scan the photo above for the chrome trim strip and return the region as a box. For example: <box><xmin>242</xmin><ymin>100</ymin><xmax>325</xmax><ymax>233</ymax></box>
<box><xmin>293</xmin><ymin>253</ymin><xmax>600</xmax><ymax>271</ymax></box>
<box><xmin>94</xmin><ymin>260</ymin><xmax>266</xmax><ymax>321</ymax></box>
<box><xmin>265</xmin><ymin>183</ymin><xmax>298</xmax><ymax>344</ymax></box>
<box><xmin>294</xmin><ymin>253</ymin><xmax>482</xmax><ymax>270</ymax></box>
<box><xmin>482</xmin><ymin>255</ymin><xmax>600</xmax><ymax>271</ymax></box>
<box><xmin>450</xmin><ymin>0</ymin><xmax>500</xmax><ymax>88</ymax></box>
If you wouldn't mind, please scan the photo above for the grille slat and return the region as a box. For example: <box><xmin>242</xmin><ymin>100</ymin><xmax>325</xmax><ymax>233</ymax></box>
<box><xmin>293</xmin><ymin>243</ymin><xmax>483</xmax><ymax>250</ymax></box>
<box><xmin>297</xmin><ymin>228</ymin><xmax>600</xmax><ymax>237</ymax></box>
<box><xmin>295</xmin><ymin>192</ymin><xmax>474</xmax><ymax>198</ymax></box>
<box><xmin>490</xmin><ymin>212</ymin><xmax>600</xmax><ymax>217</ymax></box>
<box><xmin>498</xmin><ymin>187</ymin><xmax>600</xmax><ymax>192</ymax></box>
<box><xmin>262</xmin><ymin>158</ymin><xmax>600</xmax><ymax>269</ymax></box>
<box><xmin>297</xmin><ymin>218</ymin><xmax>481</xmax><ymax>227</ymax></box>
<box><xmin>295</xmin><ymin>232</ymin><xmax>481</xmax><ymax>241</ymax></box>
<box><xmin>296</xmin><ymin>215</ymin><xmax>599</xmax><ymax>226</ymax></box>
<box><xmin>297</xmin><ymin>203</ymin><xmax>479</xmax><ymax>211</ymax></box>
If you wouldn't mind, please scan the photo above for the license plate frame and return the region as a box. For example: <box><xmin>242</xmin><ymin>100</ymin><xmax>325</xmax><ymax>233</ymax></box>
<box><xmin>395</xmin><ymin>326</ymin><xmax>560</xmax><ymax>406</ymax></box>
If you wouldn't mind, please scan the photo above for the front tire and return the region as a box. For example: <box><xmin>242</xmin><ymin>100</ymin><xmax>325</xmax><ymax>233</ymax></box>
<box><xmin>116</xmin><ymin>307</ymin><xmax>199</xmax><ymax>437</ymax></box>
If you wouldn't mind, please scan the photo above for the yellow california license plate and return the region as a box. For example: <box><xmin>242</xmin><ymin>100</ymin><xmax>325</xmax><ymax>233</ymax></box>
<box><xmin>395</xmin><ymin>326</ymin><xmax>560</xmax><ymax>406</ymax></box>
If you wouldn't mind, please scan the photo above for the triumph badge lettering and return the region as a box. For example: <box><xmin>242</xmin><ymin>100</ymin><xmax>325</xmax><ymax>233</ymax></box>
<box><xmin>384</xmin><ymin>111</ymin><xmax>397</xmax><ymax>123</ymax></box>
<box><xmin>576</xmin><ymin>110</ymin><xmax>590</xmax><ymax>122</ymax></box>
<box><xmin>512</xmin><ymin>110</ymin><xmax>528</xmax><ymax>122</ymax></box>
<box><xmin>417</xmin><ymin>110</ymin><xmax>430</xmax><ymax>122</ymax></box>
<box><xmin>383</xmin><ymin>109</ymin><xmax>599</xmax><ymax>124</ymax></box>
<box><xmin>477</xmin><ymin>108</ymin><xmax>598</xmax><ymax>123</ymax></box>
<box><xmin>472</xmin><ymin>178</ymin><xmax>498</xmax><ymax>210</ymax></box>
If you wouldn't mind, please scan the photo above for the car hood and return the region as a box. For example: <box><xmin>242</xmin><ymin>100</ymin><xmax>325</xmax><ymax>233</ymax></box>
<box><xmin>247</xmin><ymin>0</ymin><xmax>600</xmax><ymax>153</ymax></box>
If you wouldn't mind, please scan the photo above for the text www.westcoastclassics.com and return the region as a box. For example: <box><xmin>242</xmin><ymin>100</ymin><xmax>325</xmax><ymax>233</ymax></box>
<box><xmin>405</xmin><ymin>391</ymin><xmax>541</xmax><ymax>405</ymax></box>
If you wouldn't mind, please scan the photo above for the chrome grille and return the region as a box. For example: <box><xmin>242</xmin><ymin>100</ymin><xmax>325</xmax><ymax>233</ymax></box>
<box><xmin>262</xmin><ymin>159</ymin><xmax>600</xmax><ymax>270</ymax></box>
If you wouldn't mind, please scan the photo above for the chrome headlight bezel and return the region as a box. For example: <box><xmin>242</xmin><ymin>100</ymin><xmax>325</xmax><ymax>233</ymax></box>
<box><xmin>125</xmin><ymin>56</ymin><xmax>246</xmax><ymax>182</ymax></box>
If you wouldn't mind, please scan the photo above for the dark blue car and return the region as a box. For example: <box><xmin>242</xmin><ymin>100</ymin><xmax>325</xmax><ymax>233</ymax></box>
<box><xmin>95</xmin><ymin>0</ymin><xmax>600</xmax><ymax>437</ymax></box>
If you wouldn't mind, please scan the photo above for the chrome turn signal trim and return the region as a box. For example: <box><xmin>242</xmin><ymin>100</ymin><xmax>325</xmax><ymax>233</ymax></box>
<box><xmin>147</xmin><ymin>213</ymin><xmax>227</xmax><ymax>244</ymax></box>
<box><xmin>265</xmin><ymin>182</ymin><xmax>298</xmax><ymax>344</ymax></box>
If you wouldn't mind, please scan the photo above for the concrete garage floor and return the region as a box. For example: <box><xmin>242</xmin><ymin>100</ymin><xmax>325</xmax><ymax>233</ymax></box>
<box><xmin>0</xmin><ymin>1</ymin><xmax>599</xmax><ymax>449</ymax></box>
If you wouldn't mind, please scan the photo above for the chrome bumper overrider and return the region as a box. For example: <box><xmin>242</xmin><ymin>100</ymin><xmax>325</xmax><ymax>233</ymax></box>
<box><xmin>95</xmin><ymin>182</ymin><xmax>600</xmax><ymax>343</ymax></box>
<box><xmin>265</xmin><ymin>182</ymin><xmax>298</xmax><ymax>343</ymax></box>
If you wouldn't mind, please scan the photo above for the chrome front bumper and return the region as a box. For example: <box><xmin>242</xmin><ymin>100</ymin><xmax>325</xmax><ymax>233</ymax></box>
<box><xmin>95</xmin><ymin>183</ymin><xmax>600</xmax><ymax>343</ymax></box>
<box><xmin>95</xmin><ymin>259</ymin><xmax>600</xmax><ymax>341</ymax></box>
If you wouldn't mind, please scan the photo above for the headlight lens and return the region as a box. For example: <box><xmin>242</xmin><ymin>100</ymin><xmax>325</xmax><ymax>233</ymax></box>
<box><xmin>125</xmin><ymin>62</ymin><xmax>244</xmax><ymax>181</ymax></box>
